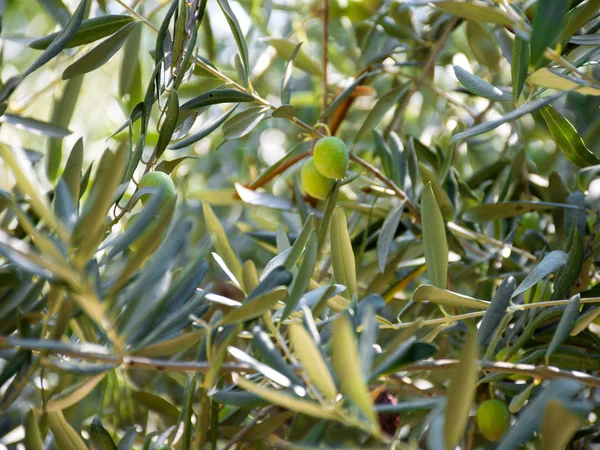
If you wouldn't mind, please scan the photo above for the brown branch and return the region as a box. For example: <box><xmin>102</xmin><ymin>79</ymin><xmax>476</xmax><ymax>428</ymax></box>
<box><xmin>233</xmin><ymin>151</ymin><xmax>312</xmax><ymax>200</ymax></box>
<box><xmin>5</xmin><ymin>336</ymin><xmax>600</xmax><ymax>388</ymax></box>
<box><xmin>328</xmin><ymin>67</ymin><xmax>373</xmax><ymax>136</ymax></box>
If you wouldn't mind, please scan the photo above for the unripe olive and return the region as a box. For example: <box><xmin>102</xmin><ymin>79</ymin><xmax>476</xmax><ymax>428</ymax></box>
<box><xmin>313</xmin><ymin>136</ymin><xmax>349</xmax><ymax>180</ymax></box>
<box><xmin>138</xmin><ymin>172</ymin><xmax>177</xmax><ymax>207</ymax></box>
<box><xmin>476</xmin><ymin>399</ymin><xmax>510</xmax><ymax>442</ymax></box>
<box><xmin>301</xmin><ymin>157</ymin><xmax>335</xmax><ymax>200</ymax></box>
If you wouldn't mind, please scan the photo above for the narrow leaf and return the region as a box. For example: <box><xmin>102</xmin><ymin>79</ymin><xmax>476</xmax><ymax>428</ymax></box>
<box><xmin>436</xmin><ymin>0</ymin><xmax>513</xmax><ymax>25</ymax></box>
<box><xmin>180</xmin><ymin>89</ymin><xmax>255</xmax><ymax>110</ymax></box>
<box><xmin>512</xmin><ymin>35</ymin><xmax>529</xmax><ymax>102</ymax></box>
<box><xmin>332</xmin><ymin>313</ymin><xmax>377</xmax><ymax>424</ymax></box>
<box><xmin>170</xmin><ymin>105</ymin><xmax>238</xmax><ymax>149</ymax></box>
<box><xmin>330</xmin><ymin>207</ymin><xmax>357</xmax><ymax>299</ymax></box>
<box><xmin>464</xmin><ymin>201</ymin><xmax>568</xmax><ymax>222</ymax></box>
<box><xmin>530</xmin><ymin>0</ymin><xmax>568</xmax><ymax>65</ymax></box>
<box><xmin>90</xmin><ymin>417</ymin><xmax>118</xmax><ymax>450</ymax></box>
<box><xmin>30</xmin><ymin>15</ymin><xmax>135</xmax><ymax>49</ymax></box>
<box><xmin>282</xmin><ymin>237</ymin><xmax>317</xmax><ymax>320</ymax></box>
<box><xmin>478</xmin><ymin>277</ymin><xmax>516</xmax><ymax>346</ymax></box>
<box><xmin>281</xmin><ymin>42</ymin><xmax>303</xmax><ymax>105</ymax></box>
<box><xmin>546</xmin><ymin>294</ymin><xmax>580</xmax><ymax>362</ymax></box>
<box><xmin>234</xmin><ymin>375</ymin><xmax>335</xmax><ymax>420</ymax></box>
<box><xmin>377</xmin><ymin>201</ymin><xmax>405</xmax><ymax>272</ymax></box>
<box><xmin>155</xmin><ymin>89</ymin><xmax>180</xmax><ymax>158</ymax></box>
<box><xmin>354</xmin><ymin>83</ymin><xmax>409</xmax><ymax>143</ymax></box>
<box><xmin>24</xmin><ymin>408</ymin><xmax>44</xmax><ymax>450</ymax></box>
<box><xmin>444</xmin><ymin>333</ymin><xmax>478</xmax><ymax>450</ymax></box>
<box><xmin>289</xmin><ymin>323</ymin><xmax>337</xmax><ymax>401</ymax></box>
<box><xmin>512</xmin><ymin>250</ymin><xmax>569</xmax><ymax>298</ymax></box>
<box><xmin>0</xmin><ymin>113</ymin><xmax>71</xmax><ymax>137</ymax></box>
<box><xmin>413</xmin><ymin>284</ymin><xmax>490</xmax><ymax>310</ymax></box>
<box><xmin>421</xmin><ymin>183</ymin><xmax>448</xmax><ymax>289</ymax></box>
<box><xmin>540</xmin><ymin>105</ymin><xmax>600</xmax><ymax>168</ymax></box>
<box><xmin>450</xmin><ymin>95</ymin><xmax>559</xmax><ymax>144</ymax></box>
<box><xmin>220</xmin><ymin>287</ymin><xmax>287</xmax><ymax>324</ymax></box>
<box><xmin>62</xmin><ymin>21</ymin><xmax>139</xmax><ymax>79</ymax></box>
<box><xmin>202</xmin><ymin>202</ymin><xmax>243</xmax><ymax>288</ymax></box>
<box><xmin>216</xmin><ymin>0</ymin><xmax>250</xmax><ymax>77</ymax></box>
<box><xmin>264</xmin><ymin>38</ymin><xmax>322</xmax><ymax>76</ymax></box>
<box><xmin>454</xmin><ymin>66</ymin><xmax>511</xmax><ymax>101</ymax></box>
<box><xmin>47</xmin><ymin>411</ymin><xmax>89</xmax><ymax>450</ymax></box>
<box><xmin>223</xmin><ymin>106</ymin><xmax>269</xmax><ymax>140</ymax></box>
<box><xmin>540</xmin><ymin>400</ymin><xmax>582</xmax><ymax>450</ymax></box>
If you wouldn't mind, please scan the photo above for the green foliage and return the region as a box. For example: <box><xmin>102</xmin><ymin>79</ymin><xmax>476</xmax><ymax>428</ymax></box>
<box><xmin>1</xmin><ymin>0</ymin><xmax>600</xmax><ymax>448</ymax></box>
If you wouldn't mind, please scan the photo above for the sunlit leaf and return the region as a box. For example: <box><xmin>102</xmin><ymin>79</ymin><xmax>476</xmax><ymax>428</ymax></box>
<box><xmin>30</xmin><ymin>15</ymin><xmax>135</xmax><ymax>49</ymax></box>
<box><xmin>330</xmin><ymin>207</ymin><xmax>357</xmax><ymax>299</ymax></box>
<box><xmin>445</xmin><ymin>333</ymin><xmax>478</xmax><ymax>449</ymax></box>
<box><xmin>413</xmin><ymin>284</ymin><xmax>489</xmax><ymax>309</ymax></box>
<box><xmin>289</xmin><ymin>323</ymin><xmax>337</xmax><ymax>401</ymax></box>
<box><xmin>62</xmin><ymin>21</ymin><xmax>139</xmax><ymax>79</ymax></box>
<box><xmin>354</xmin><ymin>83</ymin><xmax>409</xmax><ymax>143</ymax></box>
<box><xmin>421</xmin><ymin>183</ymin><xmax>448</xmax><ymax>289</ymax></box>
<box><xmin>435</xmin><ymin>0</ymin><xmax>513</xmax><ymax>25</ymax></box>
<box><xmin>331</xmin><ymin>313</ymin><xmax>377</xmax><ymax>424</ymax></box>
<box><xmin>450</xmin><ymin>95</ymin><xmax>560</xmax><ymax>144</ymax></box>
<box><xmin>512</xmin><ymin>250</ymin><xmax>569</xmax><ymax>298</ymax></box>
<box><xmin>540</xmin><ymin>105</ymin><xmax>600</xmax><ymax>167</ymax></box>
<box><xmin>47</xmin><ymin>410</ymin><xmax>88</xmax><ymax>450</ymax></box>
<box><xmin>264</xmin><ymin>37</ymin><xmax>322</xmax><ymax>76</ymax></box>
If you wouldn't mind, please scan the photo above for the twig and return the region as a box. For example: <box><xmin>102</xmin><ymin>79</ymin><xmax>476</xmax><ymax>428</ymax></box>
<box><xmin>5</xmin><ymin>335</ymin><xmax>600</xmax><ymax>387</ymax></box>
<box><xmin>321</xmin><ymin>0</ymin><xmax>329</xmax><ymax>113</ymax></box>
<box><xmin>545</xmin><ymin>48</ymin><xmax>598</xmax><ymax>85</ymax></box>
<box><xmin>349</xmin><ymin>153</ymin><xmax>420</xmax><ymax>221</ymax></box>
<box><xmin>404</xmin><ymin>359</ymin><xmax>600</xmax><ymax>388</ymax></box>
<box><xmin>447</xmin><ymin>222</ymin><xmax>537</xmax><ymax>261</ymax></box>
<box><xmin>222</xmin><ymin>406</ymin><xmax>276</xmax><ymax>450</ymax></box>
<box><xmin>386</xmin><ymin>18</ymin><xmax>458</xmax><ymax>136</ymax></box>
<box><xmin>115</xmin><ymin>0</ymin><xmax>158</xmax><ymax>32</ymax></box>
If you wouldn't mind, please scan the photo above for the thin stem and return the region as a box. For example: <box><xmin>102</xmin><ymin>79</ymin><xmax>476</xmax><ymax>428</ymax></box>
<box><xmin>386</xmin><ymin>17</ymin><xmax>458</xmax><ymax>135</ymax></box>
<box><xmin>384</xmin><ymin>310</ymin><xmax>487</xmax><ymax>330</ymax></box>
<box><xmin>545</xmin><ymin>48</ymin><xmax>598</xmax><ymax>85</ymax></box>
<box><xmin>321</xmin><ymin>0</ymin><xmax>329</xmax><ymax>113</ymax></box>
<box><xmin>349</xmin><ymin>153</ymin><xmax>420</xmax><ymax>220</ymax></box>
<box><xmin>6</xmin><ymin>336</ymin><xmax>600</xmax><ymax>387</ymax></box>
<box><xmin>447</xmin><ymin>222</ymin><xmax>537</xmax><ymax>261</ymax></box>
<box><xmin>392</xmin><ymin>70</ymin><xmax>477</xmax><ymax>118</ymax></box>
<box><xmin>222</xmin><ymin>406</ymin><xmax>276</xmax><ymax>450</ymax></box>
<box><xmin>115</xmin><ymin>0</ymin><xmax>158</xmax><ymax>31</ymax></box>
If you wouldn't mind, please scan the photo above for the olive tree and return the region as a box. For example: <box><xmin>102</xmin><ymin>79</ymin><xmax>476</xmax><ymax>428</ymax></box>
<box><xmin>1</xmin><ymin>0</ymin><xmax>600</xmax><ymax>448</ymax></box>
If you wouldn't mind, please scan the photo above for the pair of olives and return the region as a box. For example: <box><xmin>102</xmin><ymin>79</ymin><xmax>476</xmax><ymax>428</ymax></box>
<box><xmin>301</xmin><ymin>136</ymin><xmax>349</xmax><ymax>200</ymax></box>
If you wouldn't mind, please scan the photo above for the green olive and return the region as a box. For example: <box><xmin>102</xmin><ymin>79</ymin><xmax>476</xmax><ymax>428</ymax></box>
<box><xmin>301</xmin><ymin>157</ymin><xmax>335</xmax><ymax>200</ymax></box>
<box><xmin>476</xmin><ymin>399</ymin><xmax>510</xmax><ymax>442</ymax></box>
<box><xmin>313</xmin><ymin>136</ymin><xmax>349</xmax><ymax>180</ymax></box>
<box><xmin>138</xmin><ymin>172</ymin><xmax>177</xmax><ymax>207</ymax></box>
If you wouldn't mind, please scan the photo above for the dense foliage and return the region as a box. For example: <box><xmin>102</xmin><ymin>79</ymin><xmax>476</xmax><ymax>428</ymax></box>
<box><xmin>1</xmin><ymin>0</ymin><xmax>600</xmax><ymax>448</ymax></box>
